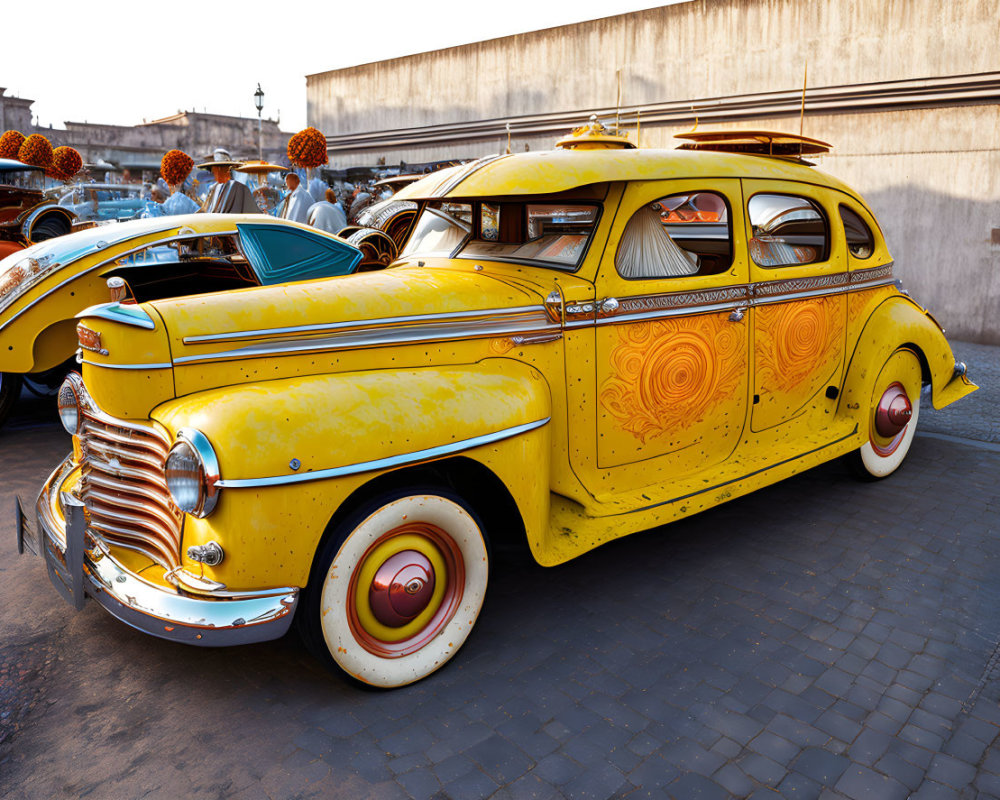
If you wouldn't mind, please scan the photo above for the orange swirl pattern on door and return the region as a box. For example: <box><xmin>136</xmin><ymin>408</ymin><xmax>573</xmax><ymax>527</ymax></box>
<box><xmin>753</xmin><ymin>296</ymin><xmax>845</xmax><ymax>431</ymax></box>
<box><xmin>600</xmin><ymin>313</ymin><xmax>745</xmax><ymax>442</ymax></box>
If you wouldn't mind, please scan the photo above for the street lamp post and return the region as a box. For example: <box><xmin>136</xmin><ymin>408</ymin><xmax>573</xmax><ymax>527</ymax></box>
<box><xmin>253</xmin><ymin>83</ymin><xmax>264</xmax><ymax>161</ymax></box>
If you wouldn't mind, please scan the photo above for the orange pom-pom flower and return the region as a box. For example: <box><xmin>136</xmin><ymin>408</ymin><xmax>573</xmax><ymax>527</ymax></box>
<box><xmin>0</xmin><ymin>130</ymin><xmax>26</xmax><ymax>160</ymax></box>
<box><xmin>18</xmin><ymin>134</ymin><xmax>54</xmax><ymax>168</ymax></box>
<box><xmin>51</xmin><ymin>146</ymin><xmax>83</xmax><ymax>180</ymax></box>
<box><xmin>161</xmin><ymin>149</ymin><xmax>194</xmax><ymax>186</ymax></box>
<box><xmin>287</xmin><ymin>127</ymin><xmax>328</xmax><ymax>169</ymax></box>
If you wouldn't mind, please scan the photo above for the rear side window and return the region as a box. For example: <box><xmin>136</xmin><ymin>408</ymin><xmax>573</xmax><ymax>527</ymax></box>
<box><xmin>748</xmin><ymin>193</ymin><xmax>828</xmax><ymax>267</ymax></box>
<box><xmin>237</xmin><ymin>224</ymin><xmax>362</xmax><ymax>284</ymax></box>
<box><xmin>616</xmin><ymin>191</ymin><xmax>732</xmax><ymax>280</ymax></box>
<box><xmin>839</xmin><ymin>205</ymin><xmax>875</xmax><ymax>259</ymax></box>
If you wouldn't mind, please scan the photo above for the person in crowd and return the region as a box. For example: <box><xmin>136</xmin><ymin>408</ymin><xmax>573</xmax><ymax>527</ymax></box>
<box><xmin>197</xmin><ymin>150</ymin><xmax>257</xmax><ymax>214</ymax></box>
<box><xmin>163</xmin><ymin>183</ymin><xmax>201</xmax><ymax>215</ymax></box>
<box><xmin>277</xmin><ymin>172</ymin><xmax>313</xmax><ymax>223</ymax></box>
<box><xmin>306</xmin><ymin>188</ymin><xmax>348</xmax><ymax>234</ymax></box>
<box><xmin>348</xmin><ymin>187</ymin><xmax>372</xmax><ymax>222</ymax></box>
<box><xmin>307</xmin><ymin>174</ymin><xmax>328</xmax><ymax>204</ymax></box>
<box><xmin>139</xmin><ymin>187</ymin><xmax>167</xmax><ymax>218</ymax></box>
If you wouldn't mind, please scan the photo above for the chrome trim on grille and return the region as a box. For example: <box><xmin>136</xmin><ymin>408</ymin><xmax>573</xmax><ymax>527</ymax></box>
<box><xmin>66</xmin><ymin>373</ymin><xmax>183</xmax><ymax>571</ymax></box>
<box><xmin>217</xmin><ymin>417</ymin><xmax>551</xmax><ymax>488</ymax></box>
<box><xmin>35</xmin><ymin>457</ymin><xmax>298</xmax><ymax>646</ymax></box>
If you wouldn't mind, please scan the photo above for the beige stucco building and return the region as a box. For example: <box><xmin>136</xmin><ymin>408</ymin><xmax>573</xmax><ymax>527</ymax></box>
<box><xmin>1</xmin><ymin>88</ymin><xmax>292</xmax><ymax>172</ymax></box>
<box><xmin>307</xmin><ymin>0</ymin><xmax>1000</xmax><ymax>344</ymax></box>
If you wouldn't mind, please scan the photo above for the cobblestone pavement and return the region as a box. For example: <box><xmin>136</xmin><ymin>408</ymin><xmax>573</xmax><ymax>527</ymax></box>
<box><xmin>921</xmin><ymin>340</ymin><xmax>1000</xmax><ymax>445</ymax></box>
<box><xmin>1</xmin><ymin>345</ymin><xmax>999</xmax><ymax>800</ymax></box>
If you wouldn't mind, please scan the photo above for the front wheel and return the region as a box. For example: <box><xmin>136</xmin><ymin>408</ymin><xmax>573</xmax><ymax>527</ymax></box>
<box><xmin>299</xmin><ymin>490</ymin><xmax>489</xmax><ymax>688</ymax></box>
<box><xmin>0</xmin><ymin>372</ymin><xmax>23</xmax><ymax>430</ymax></box>
<box><xmin>848</xmin><ymin>348</ymin><xmax>922</xmax><ymax>480</ymax></box>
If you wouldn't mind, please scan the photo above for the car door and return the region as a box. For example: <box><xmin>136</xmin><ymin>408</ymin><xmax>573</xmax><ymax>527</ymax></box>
<box><xmin>570</xmin><ymin>179</ymin><xmax>752</xmax><ymax>496</ymax></box>
<box><xmin>742</xmin><ymin>181</ymin><xmax>848</xmax><ymax>435</ymax></box>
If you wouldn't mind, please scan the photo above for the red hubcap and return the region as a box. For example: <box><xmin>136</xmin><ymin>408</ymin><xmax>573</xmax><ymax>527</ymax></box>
<box><xmin>369</xmin><ymin>550</ymin><xmax>436</xmax><ymax>627</ymax></box>
<box><xmin>872</xmin><ymin>382</ymin><xmax>912</xmax><ymax>455</ymax></box>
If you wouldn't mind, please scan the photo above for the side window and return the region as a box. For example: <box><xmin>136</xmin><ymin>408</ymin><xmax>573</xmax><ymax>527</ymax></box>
<box><xmin>839</xmin><ymin>205</ymin><xmax>874</xmax><ymax>259</ymax></box>
<box><xmin>615</xmin><ymin>191</ymin><xmax>732</xmax><ymax>280</ymax></box>
<box><xmin>748</xmin><ymin>193</ymin><xmax>828</xmax><ymax>267</ymax></box>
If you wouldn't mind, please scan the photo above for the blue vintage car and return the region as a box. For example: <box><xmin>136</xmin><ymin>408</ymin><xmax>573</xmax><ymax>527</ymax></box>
<box><xmin>56</xmin><ymin>183</ymin><xmax>147</xmax><ymax>222</ymax></box>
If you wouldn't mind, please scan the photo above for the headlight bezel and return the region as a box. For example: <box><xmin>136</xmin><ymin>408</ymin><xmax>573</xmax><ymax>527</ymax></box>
<box><xmin>165</xmin><ymin>428</ymin><xmax>221</xmax><ymax>518</ymax></box>
<box><xmin>57</xmin><ymin>373</ymin><xmax>83</xmax><ymax>436</ymax></box>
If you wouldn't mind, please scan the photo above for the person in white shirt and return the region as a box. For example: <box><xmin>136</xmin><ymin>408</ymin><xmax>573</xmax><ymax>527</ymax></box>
<box><xmin>307</xmin><ymin>189</ymin><xmax>348</xmax><ymax>234</ymax></box>
<box><xmin>163</xmin><ymin>186</ymin><xmax>200</xmax><ymax>215</ymax></box>
<box><xmin>277</xmin><ymin>173</ymin><xmax>313</xmax><ymax>223</ymax></box>
<box><xmin>307</xmin><ymin>175</ymin><xmax>328</xmax><ymax>204</ymax></box>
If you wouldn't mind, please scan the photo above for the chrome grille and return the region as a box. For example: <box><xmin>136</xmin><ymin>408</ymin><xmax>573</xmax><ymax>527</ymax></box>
<box><xmin>78</xmin><ymin>414</ymin><xmax>183</xmax><ymax>570</ymax></box>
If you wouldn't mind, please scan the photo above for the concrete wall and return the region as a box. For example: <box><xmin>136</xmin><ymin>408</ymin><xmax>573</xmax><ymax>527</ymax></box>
<box><xmin>308</xmin><ymin>0</ymin><xmax>999</xmax><ymax>136</ymax></box>
<box><xmin>306</xmin><ymin>0</ymin><xmax>1000</xmax><ymax>344</ymax></box>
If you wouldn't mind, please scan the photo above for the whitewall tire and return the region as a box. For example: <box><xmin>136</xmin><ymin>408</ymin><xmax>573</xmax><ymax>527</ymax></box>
<box><xmin>308</xmin><ymin>492</ymin><xmax>489</xmax><ymax>688</ymax></box>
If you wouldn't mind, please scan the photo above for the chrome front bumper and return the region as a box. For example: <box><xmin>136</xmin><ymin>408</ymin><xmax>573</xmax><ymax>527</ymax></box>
<box><xmin>18</xmin><ymin>455</ymin><xmax>299</xmax><ymax>647</ymax></box>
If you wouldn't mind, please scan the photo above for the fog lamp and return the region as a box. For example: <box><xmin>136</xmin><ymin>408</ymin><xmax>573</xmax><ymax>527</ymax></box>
<box><xmin>165</xmin><ymin>428</ymin><xmax>220</xmax><ymax>517</ymax></box>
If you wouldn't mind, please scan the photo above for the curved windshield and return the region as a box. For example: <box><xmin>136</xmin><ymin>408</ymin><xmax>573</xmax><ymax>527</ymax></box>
<box><xmin>0</xmin><ymin>167</ymin><xmax>43</xmax><ymax>190</ymax></box>
<box><xmin>400</xmin><ymin>199</ymin><xmax>599</xmax><ymax>270</ymax></box>
<box><xmin>400</xmin><ymin>203</ymin><xmax>472</xmax><ymax>259</ymax></box>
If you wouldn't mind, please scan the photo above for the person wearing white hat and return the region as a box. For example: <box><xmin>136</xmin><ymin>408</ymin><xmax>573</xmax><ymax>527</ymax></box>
<box><xmin>197</xmin><ymin>149</ymin><xmax>258</xmax><ymax>214</ymax></box>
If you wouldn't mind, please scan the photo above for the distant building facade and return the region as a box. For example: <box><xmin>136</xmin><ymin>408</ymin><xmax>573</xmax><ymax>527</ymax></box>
<box><xmin>306</xmin><ymin>0</ymin><xmax>1000</xmax><ymax>344</ymax></box>
<box><xmin>0</xmin><ymin>88</ymin><xmax>293</xmax><ymax>173</ymax></box>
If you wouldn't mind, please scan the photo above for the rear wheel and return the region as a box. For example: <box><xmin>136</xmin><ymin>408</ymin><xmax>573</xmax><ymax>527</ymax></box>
<box><xmin>0</xmin><ymin>372</ymin><xmax>23</xmax><ymax>430</ymax></box>
<box><xmin>299</xmin><ymin>489</ymin><xmax>489</xmax><ymax>688</ymax></box>
<box><xmin>848</xmin><ymin>349</ymin><xmax>922</xmax><ymax>480</ymax></box>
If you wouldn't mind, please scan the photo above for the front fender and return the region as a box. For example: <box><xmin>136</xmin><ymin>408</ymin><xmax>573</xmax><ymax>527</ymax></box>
<box><xmin>151</xmin><ymin>359</ymin><xmax>552</xmax><ymax>589</ymax></box>
<box><xmin>21</xmin><ymin>205</ymin><xmax>75</xmax><ymax>242</ymax></box>
<box><xmin>841</xmin><ymin>295</ymin><xmax>977</xmax><ymax>415</ymax></box>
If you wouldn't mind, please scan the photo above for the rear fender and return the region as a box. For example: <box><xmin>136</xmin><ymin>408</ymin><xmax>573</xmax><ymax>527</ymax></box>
<box><xmin>22</xmin><ymin>206</ymin><xmax>75</xmax><ymax>242</ymax></box>
<box><xmin>840</xmin><ymin>296</ymin><xmax>976</xmax><ymax>416</ymax></box>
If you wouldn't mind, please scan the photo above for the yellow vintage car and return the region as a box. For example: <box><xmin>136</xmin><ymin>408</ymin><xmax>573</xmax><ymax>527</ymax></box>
<box><xmin>0</xmin><ymin>214</ymin><xmax>364</xmax><ymax>426</ymax></box>
<box><xmin>20</xmin><ymin>130</ymin><xmax>976</xmax><ymax>688</ymax></box>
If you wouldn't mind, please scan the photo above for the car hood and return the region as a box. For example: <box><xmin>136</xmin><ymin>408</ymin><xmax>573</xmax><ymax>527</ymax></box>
<box><xmin>153</xmin><ymin>263</ymin><xmax>550</xmax><ymax>366</ymax></box>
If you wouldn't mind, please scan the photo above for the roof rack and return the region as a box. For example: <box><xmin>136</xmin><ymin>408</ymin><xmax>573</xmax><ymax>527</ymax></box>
<box><xmin>674</xmin><ymin>130</ymin><xmax>831</xmax><ymax>162</ymax></box>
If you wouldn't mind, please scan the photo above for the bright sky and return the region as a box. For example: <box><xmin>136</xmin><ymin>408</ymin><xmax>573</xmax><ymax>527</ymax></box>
<box><xmin>1</xmin><ymin>0</ymin><xmax>685</xmax><ymax>134</ymax></box>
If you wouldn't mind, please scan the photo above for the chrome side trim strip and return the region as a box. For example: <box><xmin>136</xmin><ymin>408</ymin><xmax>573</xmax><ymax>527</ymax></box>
<box><xmin>182</xmin><ymin>304</ymin><xmax>545</xmax><ymax>344</ymax></box>
<box><xmin>595</xmin><ymin>300</ymin><xmax>746</xmax><ymax>327</ymax></box>
<box><xmin>175</xmin><ymin>311</ymin><xmax>558</xmax><ymax>365</ymax></box>
<box><xmin>174</xmin><ymin>265</ymin><xmax>895</xmax><ymax>355</ymax></box>
<box><xmin>83</xmin><ymin>361</ymin><xmax>173</xmax><ymax>370</ymax></box>
<box><xmin>217</xmin><ymin>417</ymin><xmax>550</xmax><ymax>488</ymax></box>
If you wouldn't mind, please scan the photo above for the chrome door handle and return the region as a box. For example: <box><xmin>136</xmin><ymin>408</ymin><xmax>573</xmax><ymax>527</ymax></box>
<box><xmin>600</xmin><ymin>297</ymin><xmax>620</xmax><ymax>314</ymax></box>
<box><xmin>729</xmin><ymin>306</ymin><xmax>746</xmax><ymax>322</ymax></box>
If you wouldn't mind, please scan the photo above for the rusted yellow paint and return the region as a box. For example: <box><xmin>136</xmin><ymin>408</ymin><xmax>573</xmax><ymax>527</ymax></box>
<box><xmin>61</xmin><ymin>145</ymin><xmax>973</xmax><ymax>588</ymax></box>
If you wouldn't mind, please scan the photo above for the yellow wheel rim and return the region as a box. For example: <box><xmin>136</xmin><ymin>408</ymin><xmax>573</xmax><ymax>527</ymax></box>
<box><xmin>352</xmin><ymin>532</ymin><xmax>448</xmax><ymax>643</ymax></box>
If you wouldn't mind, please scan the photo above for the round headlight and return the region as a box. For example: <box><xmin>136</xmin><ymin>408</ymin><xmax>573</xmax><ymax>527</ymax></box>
<box><xmin>57</xmin><ymin>376</ymin><xmax>81</xmax><ymax>435</ymax></box>
<box><xmin>165</xmin><ymin>429</ymin><xmax>220</xmax><ymax>518</ymax></box>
